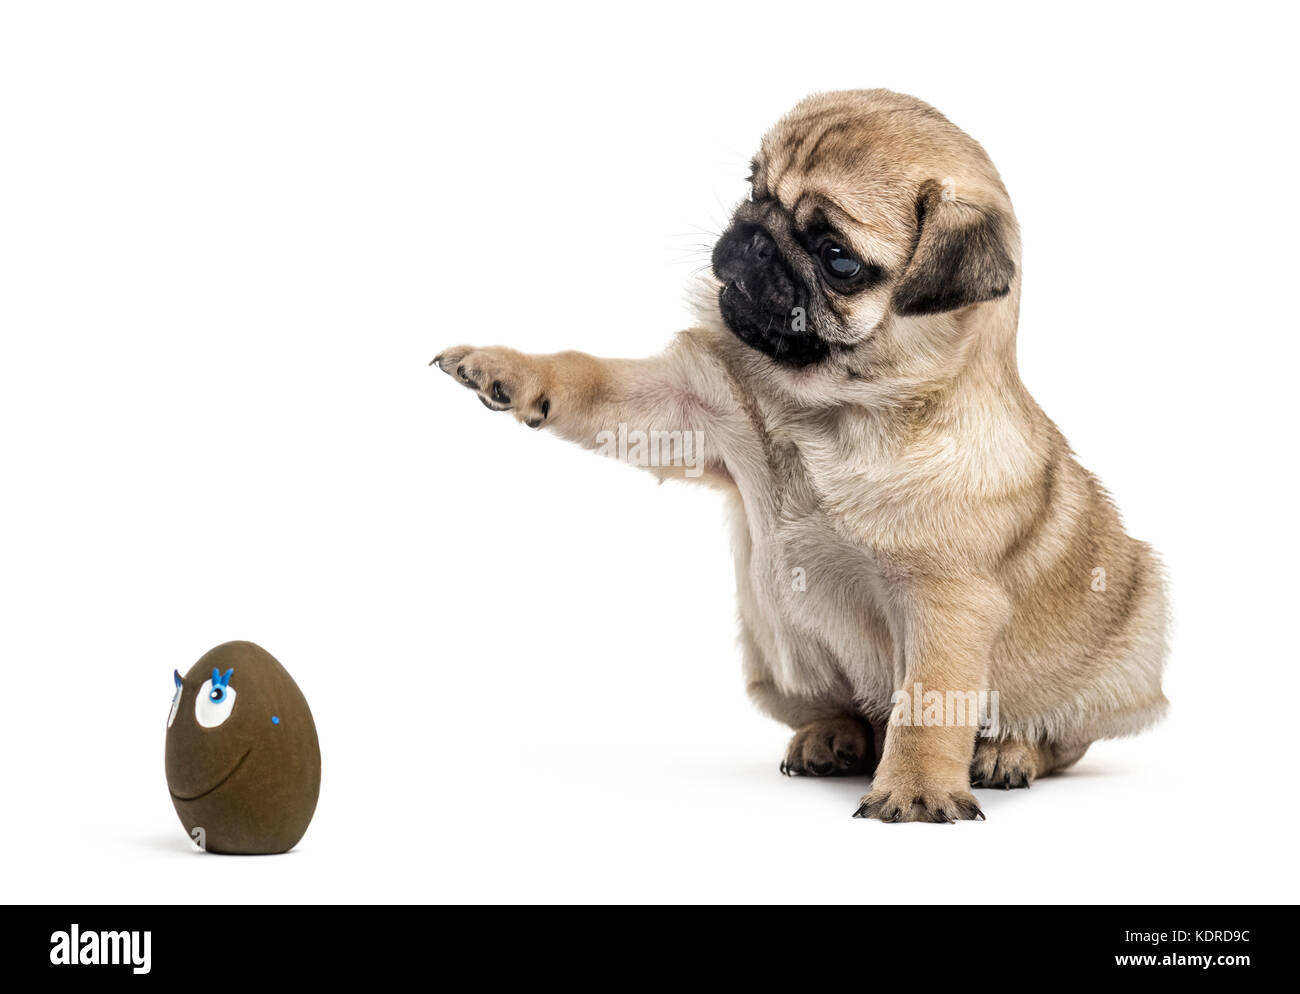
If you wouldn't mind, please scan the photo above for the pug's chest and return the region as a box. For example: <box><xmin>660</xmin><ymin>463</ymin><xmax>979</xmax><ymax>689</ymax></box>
<box><xmin>747</xmin><ymin>434</ymin><xmax>895</xmax><ymax>633</ymax></box>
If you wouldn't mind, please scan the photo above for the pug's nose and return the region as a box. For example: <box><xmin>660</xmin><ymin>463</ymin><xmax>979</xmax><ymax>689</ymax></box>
<box><xmin>743</xmin><ymin>228</ymin><xmax>775</xmax><ymax>261</ymax></box>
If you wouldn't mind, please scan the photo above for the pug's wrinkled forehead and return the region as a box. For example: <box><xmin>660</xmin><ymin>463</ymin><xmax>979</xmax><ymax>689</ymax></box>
<box><xmin>750</xmin><ymin>90</ymin><xmax>1011</xmax><ymax>259</ymax></box>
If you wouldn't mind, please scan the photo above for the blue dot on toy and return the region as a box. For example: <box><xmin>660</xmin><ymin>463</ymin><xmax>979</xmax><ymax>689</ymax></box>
<box><xmin>271</xmin><ymin>716</ymin><xmax>280</xmax><ymax>725</ymax></box>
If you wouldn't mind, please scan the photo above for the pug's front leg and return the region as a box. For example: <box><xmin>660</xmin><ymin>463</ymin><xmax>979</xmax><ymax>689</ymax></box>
<box><xmin>854</xmin><ymin>575</ymin><xmax>1006</xmax><ymax>823</ymax></box>
<box><xmin>432</xmin><ymin>335</ymin><xmax>737</xmax><ymax>480</ymax></box>
<box><xmin>432</xmin><ymin>345</ymin><xmax>578</xmax><ymax>430</ymax></box>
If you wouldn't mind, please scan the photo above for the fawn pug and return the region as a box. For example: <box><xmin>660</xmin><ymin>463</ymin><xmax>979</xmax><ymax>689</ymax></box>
<box><xmin>433</xmin><ymin>89</ymin><xmax>1168</xmax><ymax>822</ymax></box>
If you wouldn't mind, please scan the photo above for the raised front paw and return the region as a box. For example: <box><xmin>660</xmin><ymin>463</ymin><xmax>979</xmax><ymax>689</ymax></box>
<box><xmin>781</xmin><ymin>717</ymin><xmax>873</xmax><ymax>776</ymax></box>
<box><xmin>431</xmin><ymin>345</ymin><xmax>552</xmax><ymax>428</ymax></box>
<box><xmin>853</xmin><ymin>781</ymin><xmax>984</xmax><ymax>823</ymax></box>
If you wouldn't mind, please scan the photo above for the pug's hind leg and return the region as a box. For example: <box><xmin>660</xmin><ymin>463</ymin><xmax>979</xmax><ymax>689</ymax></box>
<box><xmin>782</xmin><ymin>717</ymin><xmax>875</xmax><ymax>777</ymax></box>
<box><xmin>970</xmin><ymin>738</ymin><xmax>1090</xmax><ymax>789</ymax></box>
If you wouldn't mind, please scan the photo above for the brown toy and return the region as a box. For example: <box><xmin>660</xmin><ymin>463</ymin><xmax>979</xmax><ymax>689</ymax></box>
<box><xmin>165</xmin><ymin>641</ymin><xmax>320</xmax><ymax>854</ymax></box>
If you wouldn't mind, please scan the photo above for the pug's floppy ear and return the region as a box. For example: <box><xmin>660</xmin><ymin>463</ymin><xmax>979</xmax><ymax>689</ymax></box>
<box><xmin>892</xmin><ymin>181</ymin><xmax>1017</xmax><ymax>317</ymax></box>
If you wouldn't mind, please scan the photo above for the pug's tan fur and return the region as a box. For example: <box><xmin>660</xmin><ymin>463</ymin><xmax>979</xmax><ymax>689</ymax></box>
<box><xmin>434</xmin><ymin>89</ymin><xmax>1168</xmax><ymax>822</ymax></box>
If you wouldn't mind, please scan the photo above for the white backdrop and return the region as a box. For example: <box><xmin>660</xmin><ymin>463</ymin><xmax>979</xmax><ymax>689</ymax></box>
<box><xmin>2</xmin><ymin>0</ymin><xmax>1297</xmax><ymax>903</ymax></box>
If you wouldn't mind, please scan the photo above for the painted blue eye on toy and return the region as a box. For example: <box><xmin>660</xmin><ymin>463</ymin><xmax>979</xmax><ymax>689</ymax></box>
<box><xmin>167</xmin><ymin>669</ymin><xmax>184</xmax><ymax>729</ymax></box>
<box><xmin>208</xmin><ymin>667</ymin><xmax>233</xmax><ymax>702</ymax></box>
<box><xmin>195</xmin><ymin>667</ymin><xmax>236</xmax><ymax>728</ymax></box>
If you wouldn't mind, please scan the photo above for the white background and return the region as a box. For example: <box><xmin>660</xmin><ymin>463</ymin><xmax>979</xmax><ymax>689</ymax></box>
<box><xmin>2</xmin><ymin>1</ymin><xmax>1297</xmax><ymax>904</ymax></box>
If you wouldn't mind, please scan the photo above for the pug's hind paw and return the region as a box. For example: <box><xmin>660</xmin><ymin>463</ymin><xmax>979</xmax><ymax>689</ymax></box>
<box><xmin>970</xmin><ymin>739</ymin><xmax>1044</xmax><ymax>789</ymax></box>
<box><xmin>780</xmin><ymin>717</ymin><xmax>872</xmax><ymax>776</ymax></box>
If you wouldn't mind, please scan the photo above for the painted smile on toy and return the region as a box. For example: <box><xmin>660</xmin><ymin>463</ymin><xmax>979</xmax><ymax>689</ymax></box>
<box><xmin>168</xmin><ymin>749</ymin><xmax>251</xmax><ymax>802</ymax></box>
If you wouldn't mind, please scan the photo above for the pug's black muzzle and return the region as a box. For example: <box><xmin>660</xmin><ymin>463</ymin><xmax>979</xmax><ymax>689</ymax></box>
<box><xmin>712</xmin><ymin>224</ymin><xmax>829</xmax><ymax>367</ymax></box>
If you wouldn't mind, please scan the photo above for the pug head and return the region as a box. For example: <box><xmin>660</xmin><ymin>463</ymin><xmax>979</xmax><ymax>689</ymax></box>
<box><xmin>710</xmin><ymin>90</ymin><xmax>1019</xmax><ymax>372</ymax></box>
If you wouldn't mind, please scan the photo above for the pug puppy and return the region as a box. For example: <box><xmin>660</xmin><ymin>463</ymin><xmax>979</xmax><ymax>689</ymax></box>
<box><xmin>433</xmin><ymin>89</ymin><xmax>1169</xmax><ymax>822</ymax></box>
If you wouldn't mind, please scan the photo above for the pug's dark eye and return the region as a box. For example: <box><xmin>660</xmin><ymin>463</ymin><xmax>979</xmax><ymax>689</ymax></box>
<box><xmin>820</xmin><ymin>242</ymin><xmax>862</xmax><ymax>279</ymax></box>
